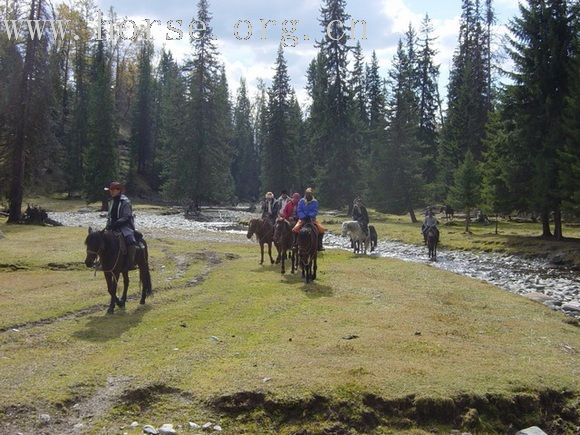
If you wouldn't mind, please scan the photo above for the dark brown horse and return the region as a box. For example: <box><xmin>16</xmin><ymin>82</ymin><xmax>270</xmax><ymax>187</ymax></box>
<box><xmin>298</xmin><ymin>223</ymin><xmax>317</xmax><ymax>283</ymax></box>
<box><xmin>427</xmin><ymin>227</ymin><xmax>438</xmax><ymax>261</ymax></box>
<box><xmin>273</xmin><ymin>219</ymin><xmax>297</xmax><ymax>274</ymax></box>
<box><xmin>84</xmin><ymin>228</ymin><xmax>152</xmax><ymax>314</ymax></box>
<box><xmin>247</xmin><ymin>218</ymin><xmax>275</xmax><ymax>265</ymax></box>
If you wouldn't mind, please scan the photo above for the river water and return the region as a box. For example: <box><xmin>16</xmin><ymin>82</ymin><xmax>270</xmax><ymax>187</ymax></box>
<box><xmin>51</xmin><ymin>210</ymin><xmax>580</xmax><ymax>318</ymax></box>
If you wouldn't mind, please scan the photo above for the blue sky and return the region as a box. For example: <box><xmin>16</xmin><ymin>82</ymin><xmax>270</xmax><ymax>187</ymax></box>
<box><xmin>86</xmin><ymin>0</ymin><xmax>523</xmax><ymax>107</ymax></box>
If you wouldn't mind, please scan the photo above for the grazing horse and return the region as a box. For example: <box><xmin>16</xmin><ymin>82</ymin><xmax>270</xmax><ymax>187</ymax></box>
<box><xmin>273</xmin><ymin>219</ymin><xmax>296</xmax><ymax>274</ymax></box>
<box><xmin>440</xmin><ymin>205</ymin><xmax>454</xmax><ymax>221</ymax></box>
<box><xmin>426</xmin><ymin>227</ymin><xmax>438</xmax><ymax>261</ymax></box>
<box><xmin>342</xmin><ymin>221</ymin><xmax>370</xmax><ymax>254</ymax></box>
<box><xmin>297</xmin><ymin>223</ymin><xmax>318</xmax><ymax>283</ymax></box>
<box><xmin>84</xmin><ymin>228</ymin><xmax>152</xmax><ymax>314</ymax></box>
<box><xmin>247</xmin><ymin>218</ymin><xmax>275</xmax><ymax>265</ymax></box>
<box><xmin>369</xmin><ymin>225</ymin><xmax>378</xmax><ymax>252</ymax></box>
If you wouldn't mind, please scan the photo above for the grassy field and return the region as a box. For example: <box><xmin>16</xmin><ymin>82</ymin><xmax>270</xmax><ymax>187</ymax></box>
<box><xmin>321</xmin><ymin>209</ymin><xmax>580</xmax><ymax>268</ymax></box>
<box><xmin>0</xmin><ymin>218</ymin><xmax>578</xmax><ymax>434</ymax></box>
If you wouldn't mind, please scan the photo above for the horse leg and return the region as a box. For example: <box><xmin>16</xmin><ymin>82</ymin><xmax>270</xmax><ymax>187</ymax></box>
<box><xmin>275</xmin><ymin>242</ymin><xmax>281</xmax><ymax>264</ymax></box>
<box><xmin>117</xmin><ymin>270</ymin><xmax>129</xmax><ymax>308</ymax></box>
<box><xmin>260</xmin><ymin>242</ymin><xmax>264</xmax><ymax>265</ymax></box>
<box><xmin>281</xmin><ymin>248</ymin><xmax>286</xmax><ymax>274</ymax></box>
<box><xmin>268</xmin><ymin>242</ymin><xmax>275</xmax><ymax>264</ymax></box>
<box><xmin>313</xmin><ymin>256</ymin><xmax>317</xmax><ymax>281</ymax></box>
<box><xmin>105</xmin><ymin>273</ymin><xmax>117</xmax><ymax>314</ymax></box>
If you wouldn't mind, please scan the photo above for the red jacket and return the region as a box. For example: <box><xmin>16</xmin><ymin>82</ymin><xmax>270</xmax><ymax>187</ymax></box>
<box><xmin>281</xmin><ymin>200</ymin><xmax>298</xmax><ymax>220</ymax></box>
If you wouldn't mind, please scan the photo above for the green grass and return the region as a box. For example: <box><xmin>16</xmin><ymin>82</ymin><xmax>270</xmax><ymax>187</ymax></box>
<box><xmin>0</xmin><ymin>222</ymin><xmax>578</xmax><ymax>433</ymax></box>
<box><xmin>321</xmin><ymin>209</ymin><xmax>580</xmax><ymax>267</ymax></box>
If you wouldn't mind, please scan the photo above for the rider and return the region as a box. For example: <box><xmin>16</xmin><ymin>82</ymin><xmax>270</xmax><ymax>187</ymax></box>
<box><xmin>421</xmin><ymin>210</ymin><xmax>439</xmax><ymax>245</ymax></box>
<box><xmin>352</xmin><ymin>197</ymin><xmax>369</xmax><ymax>236</ymax></box>
<box><xmin>280</xmin><ymin>192</ymin><xmax>301</xmax><ymax>223</ymax></box>
<box><xmin>105</xmin><ymin>181</ymin><xmax>137</xmax><ymax>270</ymax></box>
<box><xmin>292</xmin><ymin>187</ymin><xmax>325</xmax><ymax>251</ymax></box>
<box><xmin>261</xmin><ymin>192</ymin><xmax>276</xmax><ymax>225</ymax></box>
<box><xmin>273</xmin><ymin>190</ymin><xmax>290</xmax><ymax>218</ymax></box>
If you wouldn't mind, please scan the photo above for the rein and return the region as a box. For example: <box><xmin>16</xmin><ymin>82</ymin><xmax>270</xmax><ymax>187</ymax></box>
<box><xmin>87</xmin><ymin>239</ymin><xmax>122</xmax><ymax>283</ymax></box>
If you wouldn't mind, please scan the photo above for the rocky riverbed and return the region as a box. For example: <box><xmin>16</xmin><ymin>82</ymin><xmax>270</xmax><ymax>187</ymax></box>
<box><xmin>51</xmin><ymin>209</ymin><xmax>579</xmax><ymax>318</ymax></box>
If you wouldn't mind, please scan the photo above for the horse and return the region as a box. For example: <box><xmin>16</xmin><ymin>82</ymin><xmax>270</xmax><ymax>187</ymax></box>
<box><xmin>440</xmin><ymin>204</ymin><xmax>454</xmax><ymax>221</ymax></box>
<box><xmin>297</xmin><ymin>223</ymin><xmax>317</xmax><ymax>283</ymax></box>
<box><xmin>247</xmin><ymin>218</ymin><xmax>275</xmax><ymax>265</ymax></box>
<box><xmin>84</xmin><ymin>228</ymin><xmax>152</xmax><ymax>314</ymax></box>
<box><xmin>273</xmin><ymin>219</ymin><xmax>297</xmax><ymax>274</ymax></box>
<box><xmin>426</xmin><ymin>227</ymin><xmax>438</xmax><ymax>261</ymax></box>
<box><xmin>342</xmin><ymin>221</ymin><xmax>370</xmax><ymax>254</ymax></box>
<box><xmin>369</xmin><ymin>225</ymin><xmax>378</xmax><ymax>252</ymax></box>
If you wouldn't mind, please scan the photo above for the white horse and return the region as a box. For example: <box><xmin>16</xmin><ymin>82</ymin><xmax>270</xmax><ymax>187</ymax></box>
<box><xmin>341</xmin><ymin>221</ymin><xmax>371</xmax><ymax>254</ymax></box>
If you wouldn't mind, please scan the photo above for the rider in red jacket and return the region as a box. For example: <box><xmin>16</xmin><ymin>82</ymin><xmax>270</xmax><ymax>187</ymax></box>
<box><xmin>280</xmin><ymin>193</ymin><xmax>301</xmax><ymax>222</ymax></box>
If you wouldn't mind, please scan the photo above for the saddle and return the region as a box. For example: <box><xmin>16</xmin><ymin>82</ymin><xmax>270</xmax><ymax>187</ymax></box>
<box><xmin>111</xmin><ymin>230</ymin><xmax>145</xmax><ymax>255</ymax></box>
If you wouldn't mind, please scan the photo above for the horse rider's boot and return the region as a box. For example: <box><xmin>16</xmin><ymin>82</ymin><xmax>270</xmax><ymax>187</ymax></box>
<box><xmin>126</xmin><ymin>245</ymin><xmax>137</xmax><ymax>271</ymax></box>
<box><xmin>317</xmin><ymin>233</ymin><xmax>325</xmax><ymax>251</ymax></box>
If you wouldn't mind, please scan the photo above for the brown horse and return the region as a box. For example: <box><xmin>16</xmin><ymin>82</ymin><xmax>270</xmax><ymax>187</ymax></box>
<box><xmin>247</xmin><ymin>218</ymin><xmax>275</xmax><ymax>265</ymax></box>
<box><xmin>298</xmin><ymin>223</ymin><xmax>317</xmax><ymax>283</ymax></box>
<box><xmin>84</xmin><ymin>228</ymin><xmax>152</xmax><ymax>314</ymax></box>
<box><xmin>273</xmin><ymin>219</ymin><xmax>297</xmax><ymax>274</ymax></box>
<box><xmin>427</xmin><ymin>227</ymin><xmax>438</xmax><ymax>261</ymax></box>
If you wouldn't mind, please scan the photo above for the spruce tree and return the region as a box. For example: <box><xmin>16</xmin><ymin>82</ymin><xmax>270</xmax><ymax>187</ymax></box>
<box><xmin>130</xmin><ymin>39</ymin><xmax>155</xmax><ymax>184</ymax></box>
<box><xmin>84</xmin><ymin>39</ymin><xmax>117</xmax><ymax>203</ymax></box>
<box><xmin>261</xmin><ymin>44</ymin><xmax>294</xmax><ymax>193</ymax></box>
<box><xmin>448</xmin><ymin>151</ymin><xmax>482</xmax><ymax>232</ymax></box>
<box><xmin>232</xmin><ymin>79</ymin><xmax>259</xmax><ymax>201</ymax></box>
<box><xmin>417</xmin><ymin>14</ymin><xmax>441</xmax><ymax>186</ymax></box>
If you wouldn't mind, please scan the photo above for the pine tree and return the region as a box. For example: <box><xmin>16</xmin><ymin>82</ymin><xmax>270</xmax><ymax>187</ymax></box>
<box><xmin>382</xmin><ymin>40</ymin><xmax>422</xmax><ymax>222</ymax></box>
<box><xmin>130</xmin><ymin>39</ymin><xmax>155</xmax><ymax>184</ymax></box>
<box><xmin>417</xmin><ymin>14</ymin><xmax>441</xmax><ymax>186</ymax></box>
<box><xmin>349</xmin><ymin>42</ymin><xmax>367</xmax><ymax>126</ymax></box>
<box><xmin>506</xmin><ymin>0</ymin><xmax>575</xmax><ymax>238</ymax></box>
<box><xmin>7</xmin><ymin>0</ymin><xmax>55</xmax><ymax>221</ymax></box>
<box><xmin>156</xmin><ymin>50</ymin><xmax>188</xmax><ymax>198</ymax></box>
<box><xmin>438</xmin><ymin>0</ymin><xmax>492</xmax><ymax>199</ymax></box>
<box><xmin>315</xmin><ymin>0</ymin><xmax>362</xmax><ymax>206</ymax></box>
<box><xmin>448</xmin><ymin>151</ymin><xmax>481</xmax><ymax>232</ymax></box>
<box><xmin>261</xmin><ymin>44</ymin><xmax>295</xmax><ymax>193</ymax></box>
<box><xmin>287</xmin><ymin>91</ymin><xmax>306</xmax><ymax>191</ymax></box>
<box><xmin>84</xmin><ymin>39</ymin><xmax>117</xmax><ymax>203</ymax></box>
<box><xmin>231</xmin><ymin>79</ymin><xmax>259</xmax><ymax>201</ymax></box>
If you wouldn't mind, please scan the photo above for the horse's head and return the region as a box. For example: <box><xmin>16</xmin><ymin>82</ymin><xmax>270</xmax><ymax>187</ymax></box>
<box><xmin>247</xmin><ymin>219</ymin><xmax>257</xmax><ymax>239</ymax></box>
<box><xmin>341</xmin><ymin>222</ymin><xmax>349</xmax><ymax>237</ymax></box>
<box><xmin>84</xmin><ymin>227</ymin><xmax>104</xmax><ymax>267</ymax></box>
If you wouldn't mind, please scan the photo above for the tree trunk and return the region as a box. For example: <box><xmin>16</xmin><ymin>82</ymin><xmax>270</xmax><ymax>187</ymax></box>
<box><xmin>8</xmin><ymin>0</ymin><xmax>39</xmax><ymax>223</ymax></box>
<box><xmin>465</xmin><ymin>209</ymin><xmax>470</xmax><ymax>233</ymax></box>
<box><xmin>554</xmin><ymin>206</ymin><xmax>563</xmax><ymax>240</ymax></box>
<box><xmin>495</xmin><ymin>213</ymin><xmax>499</xmax><ymax>235</ymax></box>
<box><xmin>541</xmin><ymin>209</ymin><xmax>552</xmax><ymax>238</ymax></box>
<box><xmin>409</xmin><ymin>207</ymin><xmax>417</xmax><ymax>224</ymax></box>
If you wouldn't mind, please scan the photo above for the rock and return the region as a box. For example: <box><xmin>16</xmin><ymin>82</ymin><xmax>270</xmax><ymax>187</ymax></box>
<box><xmin>562</xmin><ymin>301</ymin><xmax>580</xmax><ymax>312</ymax></box>
<box><xmin>143</xmin><ymin>425</ymin><xmax>159</xmax><ymax>434</ymax></box>
<box><xmin>39</xmin><ymin>414</ymin><xmax>51</xmax><ymax>425</ymax></box>
<box><xmin>73</xmin><ymin>423</ymin><xmax>85</xmax><ymax>430</ymax></box>
<box><xmin>525</xmin><ymin>292</ymin><xmax>553</xmax><ymax>303</ymax></box>
<box><xmin>202</xmin><ymin>422</ymin><xmax>213</xmax><ymax>429</ymax></box>
<box><xmin>210</xmin><ymin>336</ymin><xmax>220</xmax><ymax>342</ymax></box>
<box><xmin>262</xmin><ymin>377</ymin><xmax>272</xmax><ymax>383</ymax></box>
<box><xmin>0</xmin><ymin>230</ymin><xmax>4</xmax><ymax>239</ymax></box>
<box><xmin>189</xmin><ymin>422</ymin><xmax>201</xmax><ymax>429</ymax></box>
<box><xmin>516</xmin><ymin>427</ymin><xmax>548</xmax><ymax>435</ymax></box>
<box><xmin>213</xmin><ymin>425</ymin><xmax>223</xmax><ymax>431</ymax></box>
<box><xmin>342</xmin><ymin>334</ymin><xmax>359</xmax><ymax>340</ymax></box>
<box><xmin>159</xmin><ymin>423</ymin><xmax>176</xmax><ymax>434</ymax></box>
<box><xmin>131</xmin><ymin>421</ymin><xmax>139</xmax><ymax>428</ymax></box>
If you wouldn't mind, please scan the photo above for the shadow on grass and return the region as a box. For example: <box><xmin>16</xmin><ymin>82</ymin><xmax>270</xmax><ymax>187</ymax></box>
<box><xmin>301</xmin><ymin>282</ymin><xmax>333</xmax><ymax>298</ymax></box>
<box><xmin>250</xmin><ymin>263</ymin><xmax>279</xmax><ymax>273</ymax></box>
<box><xmin>73</xmin><ymin>304</ymin><xmax>152</xmax><ymax>342</ymax></box>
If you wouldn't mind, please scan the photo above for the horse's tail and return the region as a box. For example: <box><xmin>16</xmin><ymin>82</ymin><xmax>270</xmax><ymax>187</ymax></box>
<box><xmin>139</xmin><ymin>241</ymin><xmax>153</xmax><ymax>296</ymax></box>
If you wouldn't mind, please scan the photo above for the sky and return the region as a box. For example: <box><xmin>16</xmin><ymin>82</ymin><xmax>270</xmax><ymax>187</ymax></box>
<box><xmin>82</xmin><ymin>0</ymin><xmax>523</xmax><ymax>108</ymax></box>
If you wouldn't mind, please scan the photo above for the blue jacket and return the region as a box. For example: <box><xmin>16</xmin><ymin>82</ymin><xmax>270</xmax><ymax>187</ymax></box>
<box><xmin>297</xmin><ymin>198</ymin><xmax>319</xmax><ymax>220</ymax></box>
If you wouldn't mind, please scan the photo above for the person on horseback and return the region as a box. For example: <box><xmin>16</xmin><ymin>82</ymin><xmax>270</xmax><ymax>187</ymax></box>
<box><xmin>421</xmin><ymin>210</ymin><xmax>439</xmax><ymax>245</ymax></box>
<box><xmin>105</xmin><ymin>181</ymin><xmax>137</xmax><ymax>270</ymax></box>
<box><xmin>280</xmin><ymin>192</ymin><xmax>301</xmax><ymax>224</ymax></box>
<box><xmin>261</xmin><ymin>192</ymin><xmax>276</xmax><ymax>225</ymax></box>
<box><xmin>352</xmin><ymin>197</ymin><xmax>369</xmax><ymax>236</ymax></box>
<box><xmin>292</xmin><ymin>188</ymin><xmax>325</xmax><ymax>251</ymax></box>
<box><xmin>273</xmin><ymin>190</ymin><xmax>290</xmax><ymax>218</ymax></box>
